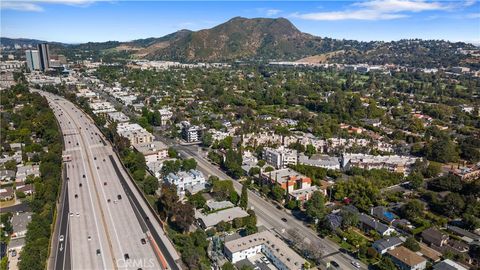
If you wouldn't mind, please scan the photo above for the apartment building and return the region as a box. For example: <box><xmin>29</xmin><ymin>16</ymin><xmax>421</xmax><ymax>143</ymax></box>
<box><xmin>262</xmin><ymin>146</ymin><xmax>297</xmax><ymax>169</ymax></box>
<box><xmin>181</xmin><ymin>121</ymin><xmax>201</xmax><ymax>143</ymax></box>
<box><xmin>262</xmin><ymin>168</ymin><xmax>318</xmax><ymax>202</ymax></box>
<box><xmin>224</xmin><ymin>230</ymin><xmax>306</xmax><ymax>270</ymax></box>
<box><xmin>164</xmin><ymin>169</ymin><xmax>206</xmax><ymax>195</ymax></box>
<box><xmin>116</xmin><ymin>122</ymin><xmax>154</xmax><ymax>145</ymax></box>
<box><xmin>133</xmin><ymin>141</ymin><xmax>169</xmax><ymax>163</ymax></box>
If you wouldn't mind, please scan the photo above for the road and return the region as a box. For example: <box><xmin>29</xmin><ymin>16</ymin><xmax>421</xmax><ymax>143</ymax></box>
<box><xmin>173</xmin><ymin>143</ymin><xmax>366</xmax><ymax>270</ymax></box>
<box><xmin>37</xmin><ymin>90</ymin><xmax>180</xmax><ymax>270</ymax></box>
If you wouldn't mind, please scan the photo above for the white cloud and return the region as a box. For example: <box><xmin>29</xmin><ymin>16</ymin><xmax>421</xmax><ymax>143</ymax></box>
<box><xmin>466</xmin><ymin>12</ymin><xmax>480</xmax><ymax>18</ymax></box>
<box><xmin>1</xmin><ymin>0</ymin><xmax>98</xmax><ymax>11</ymax></box>
<box><xmin>266</xmin><ymin>9</ymin><xmax>282</xmax><ymax>16</ymax></box>
<box><xmin>292</xmin><ymin>0</ymin><xmax>465</xmax><ymax>21</ymax></box>
<box><xmin>1</xmin><ymin>1</ymin><xmax>43</xmax><ymax>11</ymax></box>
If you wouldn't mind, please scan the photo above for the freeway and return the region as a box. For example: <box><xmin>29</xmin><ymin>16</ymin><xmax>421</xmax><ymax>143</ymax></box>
<box><xmin>172</xmin><ymin>143</ymin><xmax>367</xmax><ymax>270</ymax></box>
<box><xmin>37</xmin><ymin>90</ymin><xmax>180</xmax><ymax>270</ymax></box>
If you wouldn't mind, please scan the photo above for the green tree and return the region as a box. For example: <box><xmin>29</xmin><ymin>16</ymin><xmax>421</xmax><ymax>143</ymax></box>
<box><xmin>143</xmin><ymin>175</ymin><xmax>159</xmax><ymax>195</ymax></box>
<box><xmin>305</xmin><ymin>144</ymin><xmax>317</xmax><ymax>157</ymax></box>
<box><xmin>189</xmin><ymin>192</ymin><xmax>207</xmax><ymax>209</ymax></box>
<box><xmin>222</xmin><ymin>262</ymin><xmax>235</xmax><ymax>270</ymax></box>
<box><xmin>239</xmin><ymin>185</ymin><xmax>248</xmax><ymax>210</ymax></box>
<box><xmin>305</xmin><ymin>191</ymin><xmax>326</xmax><ymax>222</ymax></box>
<box><xmin>407</xmin><ymin>172</ymin><xmax>424</xmax><ymax>189</ymax></box>
<box><xmin>271</xmin><ymin>185</ymin><xmax>285</xmax><ymax>202</ymax></box>
<box><xmin>400</xmin><ymin>199</ymin><xmax>424</xmax><ymax>220</ymax></box>
<box><xmin>201</xmin><ymin>132</ymin><xmax>213</xmax><ymax>147</ymax></box>
<box><xmin>404</xmin><ymin>237</ymin><xmax>420</xmax><ymax>252</ymax></box>
<box><xmin>182</xmin><ymin>158</ymin><xmax>197</xmax><ymax>171</ymax></box>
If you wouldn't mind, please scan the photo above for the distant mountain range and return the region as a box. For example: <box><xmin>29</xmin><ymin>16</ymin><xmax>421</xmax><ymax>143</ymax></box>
<box><xmin>2</xmin><ymin>17</ymin><xmax>478</xmax><ymax>67</ymax></box>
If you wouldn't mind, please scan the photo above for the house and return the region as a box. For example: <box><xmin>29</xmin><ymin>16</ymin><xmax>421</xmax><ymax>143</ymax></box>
<box><xmin>447</xmin><ymin>225</ymin><xmax>480</xmax><ymax>243</ymax></box>
<box><xmin>195</xmin><ymin>207</ymin><xmax>249</xmax><ymax>229</ymax></box>
<box><xmin>16</xmin><ymin>181</ymin><xmax>34</xmax><ymax>195</ymax></box>
<box><xmin>373</xmin><ymin>237</ymin><xmax>403</xmax><ymax>254</ymax></box>
<box><xmin>324</xmin><ymin>213</ymin><xmax>343</xmax><ymax>231</ymax></box>
<box><xmin>387</xmin><ymin>246</ymin><xmax>427</xmax><ymax>270</ymax></box>
<box><xmin>11</xmin><ymin>212</ymin><xmax>32</xmax><ymax>238</ymax></box>
<box><xmin>418</xmin><ymin>243</ymin><xmax>442</xmax><ymax>263</ymax></box>
<box><xmin>0</xmin><ymin>169</ymin><xmax>16</xmax><ymax>181</ymax></box>
<box><xmin>371</xmin><ymin>206</ymin><xmax>397</xmax><ymax>224</ymax></box>
<box><xmin>433</xmin><ymin>259</ymin><xmax>468</xmax><ymax>270</ymax></box>
<box><xmin>0</xmin><ymin>187</ymin><xmax>14</xmax><ymax>200</ymax></box>
<box><xmin>358</xmin><ymin>213</ymin><xmax>395</xmax><ymax>236</ymax></box>
<box><xmin>422</xmin><ymin>228</ymin><xmax>449</xmax><ymax>247</ymax></box>
<box><xmin>15</xmin><ymin>164</ymin><xmax>40</xmax><ymax>182</ymax></box>
<box><xmin>133</xmin><ymin>141</ymin><xmax>169</xmax><ymax>163</ymax></box>
<box><xmin>224</xmin><ymin>230</ymin><xmax>305</xmax><ymax>270</ymax></box>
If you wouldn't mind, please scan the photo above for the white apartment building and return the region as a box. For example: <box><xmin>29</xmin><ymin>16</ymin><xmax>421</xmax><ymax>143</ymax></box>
<box><xmin>224</xmin><ymin>230</ymin><xmax>306</xmax><ymax>270</ymax></box>
<box><xmin>262</xmin><ymin>146</ymin><xmax>297</xmax><ymax>169</ymax></box>
<box><xmin>89</xmin><ymin>101</ymin><xmax>116</xmax><ymax>114</ymax></box>
<box><xmin>133</xmin><ymin>141</ymin><xmax>168</xmax><ymax>163</ymax></box>
<box><xmin>164</xmin><ymin>169</ymin><xmax>206</xmax><ymax>195</ymax></box>
<box><xmin>107</xmin><ymin>111</ymin><xmax>130</xmax><ymax>123</ymax></box>
<box><xmin>181</xmin><ymin>121</ymin><xmax>201</xmax><ymax>143</ymax></box>
<box><xmin>158</xmin><ymin>108</ymin><xmax>173</xmax><ymax>126</ymax></box>
<box><xmin>116</xmin><ymin>123</ymin><xmax>154</xmax><ymax>145</ymax></box>
<box><xmin>342</xmin><ymin>153</ymin><xmax>418</xmax><ymax>175</ymax></box>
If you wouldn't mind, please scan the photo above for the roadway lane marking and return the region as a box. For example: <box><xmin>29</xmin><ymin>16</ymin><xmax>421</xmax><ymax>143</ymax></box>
<box><xmin>53</xmin><ymin>99</ymin><xmax>110</xmax><ymax>270</ymax></box>
<box><xmin>86</xmin><ymin>144</ymin><xmax>126</xmax><ymax>263</ymax></box>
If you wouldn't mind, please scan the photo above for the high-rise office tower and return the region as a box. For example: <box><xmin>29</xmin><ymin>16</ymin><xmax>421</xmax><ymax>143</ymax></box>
<box><xmin>25</xmin><ymin>50</ymin><xmax>40</xmax><ymax>72</ymax></box>
<box><xmin>37</xmin><ymin>43</ymin><xmax>50</xmax><ymax>71</ymax></box>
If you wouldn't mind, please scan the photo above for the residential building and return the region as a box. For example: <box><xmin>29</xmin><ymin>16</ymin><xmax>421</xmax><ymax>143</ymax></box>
<box><xmin>117</xmin><ymin>123</ymin><xmax>154</xmax><ymax>145</ymax></box>
<box><xmin>324</xmin><ymin>213</ymin><xmax>343</xmax><ymax>231</ymax></box>
<box><xmin>433</xmin><ymin>259</ymin><xmax>468</xmax><ymax>270</ymax></box>
<box><xmin>418</xmin><ymin>243</ymin><xmax>442</xmax><ymax>263</ymax></box>
<box><xmin>89</xmin><ymin>101</ymin><xmax>116</xmax><ymax>114</ymax></box>
<box><xmin>195</xmin><ymin>207</ymin><xmax>248</xmax><ymax>229</ymax></box>
<box><xmin>0</xmin><ymin>169</ymin><xmax>16</xmax><ymax>182</ymax></box>
<box><xmin>358</xmin><ymin>213</ymin><xmax>395</xmax><ymax>236</ymax></box>
<box><xmin>298</xmin><ymin>154</ymin><xmax>340</xmax><ymax>170</ymax></box>
<box><xmin>11</xmin><ymin>212</ymin><xmax>32</xmax><ymax>238</ymax></box>
<box><xmin>224</xmin><ymin>230</ymin><xmax>306</xmax><ymax>270</ymax></box>
<box><xmin>342</xmin><ymin>153</ymin><xmax>418</xmax><ymax>175</ymax></box>
<box><xmin>37</xmin><ymin>43</ymin><xmax>50</xmax><ymax>71</ymax></box>
<box><xmin>387</xmin><ymin>246</ymin><xmax>427</xmax><ymax>270</ymax></box>
<box><xmin>262</xmin><ymin>146</ymin><xmax>297</xmax><ymax>169</ymax></box>
<box><xmin>447</xmin><ymin>225</ymin><xmax>480</xmax><ymax>243</ymax></box>
<box><xmin>164</xmin><ymin>169</ymin><xmax>206</xmax><ymax>195</ymax></box>
<box><xmin>373</xmin><ymin>237</ymin><xmax>403</xmax><ymax>254</ymax></box>
<box><xmin>422</xmin><ymin>228</ymin><xmax>449</xmax><ymax>247</ymax></box>
<box><xmin>205</xmin><ymin>200</ymin><xmax>234</xmax><ymax>211</ymax></box>
<box><xmin>16</xmin><ymin>181</ymin><xmax>34</xmax><ymax>195</ymax></box>
<box><xmin>371</xmin><ymin>206</ymin><xmax>397</xmax><ymax>224</ymax></box>
<box><xmin>261</xmin><ymin>168</ymin><xmax>318</xmax><ymax>202</ymax></box>
<box><xmin>449</xmin><ymin>164</ymin><xmax>480</xmax><ymax>182</ymax></box>
<box><xmin>25</xmin><ymin>50</ymin><xmax>40</xmax><ymax>71</ymax></box>
<box><xmin>0</xmin><ymin>187</ymin><xmax>14</xmax><ymax>200</ymax></box>
<box><xmin>158</xmin><ymin>108</ymin><xmax>173</xmax><ymax>126</ymax></box>
<box><xmin>107</xmin><ymin>111</ymin><xmax>130</xmax><ymax>123</ymax></box>
<box><xmin>133</xmin><ymin>141</ymin><xmax>169</xmax><ymax>163</ymax></box>
<box><xmin>15</xmin><ymin>164</ymin><xmax>40</xmax><ymax>182</ymax></box>
<box><xmin>181</xmin><ymin>121</ymin><xmax>201</xmax><ymax>143</ymax></box>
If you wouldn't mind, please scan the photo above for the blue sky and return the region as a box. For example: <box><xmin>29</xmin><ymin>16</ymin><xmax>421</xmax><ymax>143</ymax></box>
<box><xmin>1</xmin><ymin>1</ymin><xmax>479</xmax><ymax>44</ymax></box>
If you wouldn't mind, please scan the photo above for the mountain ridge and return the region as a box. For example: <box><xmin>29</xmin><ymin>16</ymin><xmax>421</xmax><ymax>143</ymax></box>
<box><xmin>1</xmin><ymin>17</ymin><xmax>478</xmax><ymax>67</ymax></box>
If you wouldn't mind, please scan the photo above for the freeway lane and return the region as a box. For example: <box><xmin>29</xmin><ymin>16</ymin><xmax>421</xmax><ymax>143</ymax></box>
<box><xmin>40</xmin><ymin>92</ymin><xmax>178</xmax><ymax>269</ymax></box>
<box><xmin>174</xmin><ymin>144</ymin><xmax>366</xmax><ymax>270</ymax></box>
<box><xmin>53</xmin><ymin>166</ymin><xmax>70</xmax><ymax>270</ymax></box>
<box><xmin>38</xmin><ymin>89</ymin><xmax>180</xmax><ymax>270</ymax></box>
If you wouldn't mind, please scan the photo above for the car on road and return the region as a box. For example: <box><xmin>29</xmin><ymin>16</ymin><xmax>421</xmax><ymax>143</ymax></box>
<box><xmin>96</xmin><ymin>249</ymin><xmax>101</xmax><ymax>256</ymax></box>
<box><xmin>330</xmin><ymin>261</ymin><xmax>340</xmax><ymax>268</ymax></box>
<box><xmin>59</xmin><ymin>235</ymin><xmax>64</xmax><ymax>242</ymax></box>
<box><xmin>124</xmin><ymin>253</ymin><xmax>130</xmax><ymax>260</ymax></box>
<box><xmin>117</xmin><ymin>194</ymin><xmax>122</xmax><ymax>200</ymax></box>
<box><xmin>281</xmin><ymin>217</ymin><xmax>288</xmax><ymax>222</ymax></box>
<box><xmin>141</xmin><ymin>238</ymin><xmax>146</xmax><ymax>245</ymax></box>
<box><xmin>351</xmin><ymin>261</ymin><xmax>361</xmax><ymax>268</ymax></box>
